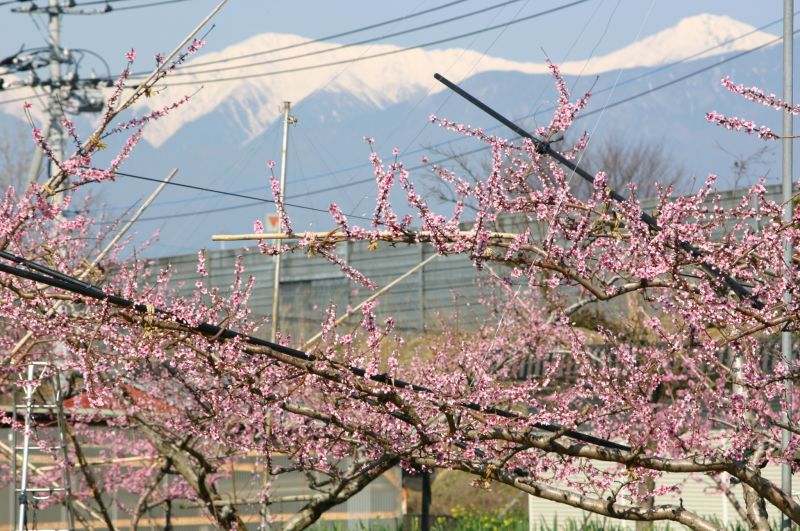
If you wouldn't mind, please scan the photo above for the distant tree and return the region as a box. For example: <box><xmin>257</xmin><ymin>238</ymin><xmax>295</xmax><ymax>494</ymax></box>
<box><xmin>0</xmin><ymin>121</ymin><xmax>34</xmax><ymax>188</ymax></box>
<box><xmin>424</xmin><ymin>131</ymin><xmax>685</xmax><ymax>223</ymax></box>
<box><xmin>576</xmin><ymin>133</ymin><xmax>685</xmax><ymax>197</ymax></box>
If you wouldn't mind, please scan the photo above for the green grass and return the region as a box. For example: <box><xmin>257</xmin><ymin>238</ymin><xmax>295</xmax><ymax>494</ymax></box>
<box><xmin>313</xmin><ymin>512</ymin><xmax>783</xmax><ymax>530</ymax></box>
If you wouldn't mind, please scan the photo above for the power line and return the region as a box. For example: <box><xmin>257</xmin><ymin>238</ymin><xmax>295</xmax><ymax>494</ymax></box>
<box><xmin>171</xmin><ymin>0</ymin><xmax>473</xmax><ymax>70</ymax></box>
<box><xmin>346</xmin><ymin>0</ymin><xmax>532</xmax><ymax>216</ymax></box>
<box><xmin>109</xmin><ymin>169</ymin><xmax>373</xmax><ymax>221</ymax></box>
<box><xmin>141</xmin><ymin>0</ymin><xmax>592</xmax><ymax>86</ymax></box>
<box><xmin>291</xmin><ymin>39</ymin><xmax>788</xmax><ymax>198</ymax></box>
<box><xmin>85</xmin><ymin>26</ymin><xmax>790</xmax><ymax>224</ymax></box>
<box><xmin>104</xmin><ymin>0</ymin><xmax>192</xmax><ymax>12</ymax></box>
<box><xmin>287</xmin><ymin>23</ymin><xmax>791</xmax><ymax>197</ymax></box>
<box><xmin>134</xmin><ymin>199</ymin><xmax>265</xmax><ymax>222</ymax></box>
<box><xmin>164</xmin><ymin>0</ymin><xmax>532</xmax><ymax>78</ymax></box>
<box><xmin>575</xmin><ymin>32</ymin><xmax>794</xmax><ymax>120</ymax></box>
<box><xmin>7</xmin><ymin>14</ymin><xmax>786</xmax><ymax>226</ymax></box>
<box><xmin>0</xmin><ymin>0</ymin><xmax>137</xmax><ymax>5</ymax></box>
<box><xmin>291</xmin><ymin>13</ymin><xmax>791</xmax><ymax>188</ymax></box>
<box><xmin>6</xmin><ymin>13</ymin><xmax>787</xmax><ymax>224</ymax></box>
<box><xmin>72</xmin><ymin>0</ymin><xmax>165</xmax><ymax>5</ymax></box>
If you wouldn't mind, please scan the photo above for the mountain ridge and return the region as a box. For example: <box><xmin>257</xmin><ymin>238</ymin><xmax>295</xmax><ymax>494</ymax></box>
<box><xmin>128</xmin><ymin>13</ymin><xmax>777</xmax><ymax>147</ymax></box>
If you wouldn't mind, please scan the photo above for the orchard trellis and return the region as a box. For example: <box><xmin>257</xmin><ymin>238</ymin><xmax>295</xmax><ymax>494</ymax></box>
<box><xmin>1</xmin><ymin>2</ymin><xmax>800</xmax><ymax>530</ymax></box>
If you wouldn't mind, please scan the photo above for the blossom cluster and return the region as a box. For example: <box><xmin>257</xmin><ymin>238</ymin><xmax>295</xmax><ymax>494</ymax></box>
<box><xmin>705</xmin><ymin>110</ymin><xmax>779</xmax><ymax>140</ymax></box>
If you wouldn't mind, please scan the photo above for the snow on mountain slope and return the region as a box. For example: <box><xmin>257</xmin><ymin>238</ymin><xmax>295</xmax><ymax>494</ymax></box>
<box><xmin>559</xmin><ymin>14</ymin><xmax>777</xmax><ymax>74</ymax></box>
<box><xmin>0</xmin><ymin>14</ymin><xmax>779</xmax><ymax>149</ymax></box>
<box><xmin>136</xmin><ymin>35</ymin><xmax>544</xmax><ymax>147</ymax></box>
<box><xmin>134</xmin><ymin>13</ymin><xmax>776</xmax><ymax>148</ymax></box>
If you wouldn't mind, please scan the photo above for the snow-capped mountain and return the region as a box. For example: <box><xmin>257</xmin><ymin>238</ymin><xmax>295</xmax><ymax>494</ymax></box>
<box><xmin>0</xmin><ymin>14</ymin><xmax>791</xmax><ymax>256</ymax></box>
<box><xmin>559</xmin><ymin>14</ymin><xmax>777</xmax><ymax>74</ymax></box>
<box><xmin>131</xmin><ymin>13</ymin><xmax>777</xmax><ymax>148</ymax></box>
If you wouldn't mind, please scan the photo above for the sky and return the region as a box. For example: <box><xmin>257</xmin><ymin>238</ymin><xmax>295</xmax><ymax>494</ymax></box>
<box><xmin>0</xmin><ymin>0</ymin><xmax>786</xmax><ymax>79</ymax></box>
<box><xmin>0</xmin><ymin>0</ymin><xmax>793</xmax><ymax>255</ymax></box>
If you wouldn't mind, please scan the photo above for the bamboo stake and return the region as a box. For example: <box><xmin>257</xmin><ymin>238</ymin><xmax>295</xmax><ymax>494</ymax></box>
<box><xmin>302</xmin><ymin>253</ymin><xmax>438</xmax><ymax>350</ymax></box>
<box><xmin>9</xmin><ymin>168</ymin><xmax>177</xmax><ymax>363</ymax></box>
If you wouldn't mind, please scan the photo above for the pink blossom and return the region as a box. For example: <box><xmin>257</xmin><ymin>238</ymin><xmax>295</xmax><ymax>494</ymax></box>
<box><xmin>705</xmin><ymin>110</ymin><xmax>779</xmax><ymax>140</ymax></box>
<box><xmin>187</xmin><ymin>39</ymin><xmax>205</xmax><ymax>54</ymax></box>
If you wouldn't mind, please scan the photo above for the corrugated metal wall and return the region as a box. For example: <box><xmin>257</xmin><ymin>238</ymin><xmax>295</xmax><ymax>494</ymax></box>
<box><xmin>152</xmin><ymin>240</ymin><xmax>491</xmax><ymax>340</ymax></box>
<box><xmin>152</xmin><ymin>184</ymin><xmax>785</xmax><ymax>341</ymax></box>
<box><xmin>528</xmin><ymin>465</ymin><xmax>790</xmax><ymax>529</ymax></box>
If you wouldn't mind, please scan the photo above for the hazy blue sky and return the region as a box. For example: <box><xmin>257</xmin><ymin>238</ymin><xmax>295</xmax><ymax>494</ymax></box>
<box><xmin>0</xmin><ymin>0</ymin><xmax>793</xmax><ymax>255</ymax></box>
<box><xmin>0</xmin><ymin>1</ymin><xmax>786</xmax><ymax>79</ymax></box>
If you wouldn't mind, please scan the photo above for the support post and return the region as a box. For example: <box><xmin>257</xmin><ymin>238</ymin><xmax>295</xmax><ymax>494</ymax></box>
<box><xmin>421</xmin><ymin>471</ymin><xmax>431</xmax><ymax>531</ymax></box>
<box><xmin>17</xmin><ymin>364</ymin><xmax>35</xmax><ymax>531</ymax></box>
<box><xmin>418</xmin><ymin>244</ymin><xmax>425</xmax><ymax>330</ymax></box>
<box><xmin>270</xmin><ymin>101</ymin><xmax>292</xmax><ymax>343</ymax></box>
<box><xmin>782</xmin><ymin>2</ymin><xmax>794</xmax><ymax>529</ymax></box>
<box><xmin>47</xmin><ymin>0</ymin><xmax>65</xmax><ymax>184</ymax></box>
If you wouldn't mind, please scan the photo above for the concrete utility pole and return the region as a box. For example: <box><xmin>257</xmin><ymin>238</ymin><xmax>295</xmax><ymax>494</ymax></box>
<box><xmin>47</xmin><ymin>0</ymin><xmax>65</xmax><ymax>183</ymax></box>
<box><xmin>782</xmin><ymin>1</ymin><xmax>794</xmax><ymax>529</ymax></box>
<box><xmin>270</xmin><ymin>101</ymin><xmax>296</xmax><ymax>342</ymax></box>
<box><xmin>8</xmin><ymin>0</ymin><xmax>112</xmax><ymax>183</ymax></box>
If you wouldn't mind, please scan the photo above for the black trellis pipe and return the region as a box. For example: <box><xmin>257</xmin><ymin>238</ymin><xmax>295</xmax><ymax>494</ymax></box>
<box><xmin>0</xmin><ymin>250</ymin><xmax>630</xmax><ymax>452</ymax></box>
<box><xmin>433</xmin><ymin>73</ymin><xmax>763</xmax><ymax>309</ymax></box>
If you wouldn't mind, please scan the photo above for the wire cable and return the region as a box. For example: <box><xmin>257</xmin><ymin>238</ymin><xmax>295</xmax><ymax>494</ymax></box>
<box><xmin>140</xmin><ymin>0</ymin><xmax>592</xmax><ymax>86</ymax></box>
<box><xmin>133</xmin><ymin>199</ymin><xmax>265</xmax><ymax>223</ymax></box>
<box><xmin>287</xmin><ymin>13</ymin><xmax>789</xmax><ymax>189</ymax></box>
<box><xmin>563</xmin><ymin>0</ymin><xmax>646</xmax><ymax>189</ymax></box>
<box><xmin>105</xmin><ymin>0</ymin><xmax>191</xmax><ymax>12</ymax></box>
<box><xmin>7</xmin><ymin>12</ymin><xmax>787</xmax><ymax>226</ymax></box>
<box><xmin>53</xmin><ymin>26</ymin><xmax>791</xmax><ymax>224</ymax></box>
<box><xmin>348</xmin><ymin>0</ymin><xmax>531</xmax><ymax>216</ymax></box>
<box><xmin>287</xmin><ymin>26</ymin><xmax>792</xmax><ymax>197</ymax></box>
<box><xmin>172</xmin><ymin>0</ymin><xmax>472</xmax><ymax>70</ymax></box>
<box><xmin>165</xmin><ymin>0</ymin><xmax>532</xmax><ymax>77</ymax></box>
<box><xmin>85</xmin><ymin>19</ymin><xmax>788</xmax><ymax>225</ymax></box>
<box><xmin>108</xmin><ymin>169</ymin><xmax>373</xmax><ymax>221</ymax></box>
<box><xmin>73</xmin><ymin>0</ymin><xmax>163</xmax><ymax>5</ymax></box>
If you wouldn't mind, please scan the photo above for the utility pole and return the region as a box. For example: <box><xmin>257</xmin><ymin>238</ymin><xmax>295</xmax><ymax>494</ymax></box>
<box><xmin>47</xmin><ymin>0</ymin><xmax>65</xmax><ymax>183</ymax></box>
<box><xmin>6</xmin><ymin>1</ymin><xmax>111</xmax><ymax>183</ymax></box>
<box><xmin>4</xmin><ymin>4</ymin><xmax>114</xmax><ymax>529</ymax></box>
<box><xmin>270</xmin><ymin>101</ymin><xmax>296</xmax><ymax>342</ymax></box>
<box><xmin>782</xmin><ymin>1</ymin><xmax>794</xmax><ymax>529</ymax></box>
<box><xmin>264</xmin><ymin>101</ymin><xmax>294</xmax><ymax>530</ymax></box>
